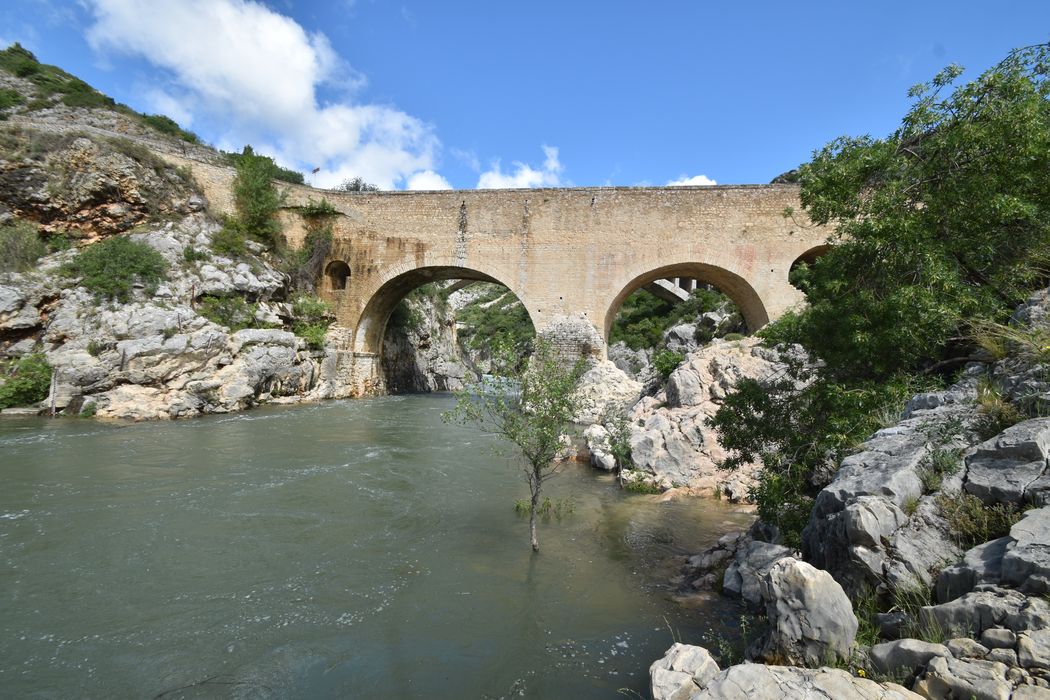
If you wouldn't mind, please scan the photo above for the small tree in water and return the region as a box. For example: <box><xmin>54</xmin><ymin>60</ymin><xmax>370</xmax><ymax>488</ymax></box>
<box><xmin>445</xmin><ymin>341</ymin><xmax>585</xmax><ymax>552</ymax></box>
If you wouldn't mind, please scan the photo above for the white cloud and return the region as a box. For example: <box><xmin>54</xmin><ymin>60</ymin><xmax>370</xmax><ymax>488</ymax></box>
<box><xmin>666</xmin><ymin>174</ymin><xmax>717</xmax><ymax>186</ymax></box>
<box><xmin>477</xmin><ymin>145</ymin><xmax>563</xmax><ymax>189</ymax></box>
<box><xmin>141</xmin><ymin>87</ymin><xmax>194</xmax><ymax>127</ymax></box>
<box><xmin>406</xmin><ymin>170</ymin><xmax>452</xmax><ymax>190</ymax></box>
<box><xmin>84</xmin><ymin>0</ymin><xmax>442</xmax><ymax>190</ymax></box>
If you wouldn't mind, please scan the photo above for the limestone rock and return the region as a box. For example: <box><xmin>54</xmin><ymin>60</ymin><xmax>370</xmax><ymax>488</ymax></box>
<box><xmin>649</xmin><ymin>643</ymin><xmax>719</xmax><ymax>700</ymax></box>
<box><xmin>722</xmin><ymin>538</ymin><xmax>792</xmax><ymax>608</ymax></box>
<box><xmin>981</xmin><ymin>628</ymin><xmax>1018</xmax><ymax>650</ymax></box>
<box><xmin>921</xmin><ymin>587</ymin><xmax>1050</xmax><ymax>638</ymax></box>
<box><xmin>690</xmin><ymin>663</ymin><xmax>921</xmax><ymax>699</ymax></box>
<box><xmin>937</xmin><ymin>537</ymin><xmax>1013</xmax><ymax>603</ymax></box>
<box><xmin>572</xmin><ymin>360</ymin><xmax>641</xmax><ymax>425</ymax></box>
<box><xmin>583</xmin><ymin>423</ymin><xmax>617</xmax><ymax>471</ymax></box>
<box><xmin>624</xmin><ymin>338</ymin><xmax>781</xmax><ymax>493</ymax></box>
<box><xmin>915</xmin><ymin>655</ymin><xmax>1012</xmax><ymax>700</ymax></box>
<box><xmin>1019</xmin><ymin>630</ymin><xmax>1050</xmax><ymax>670</ymax></box>
<box><xmin>869</xmin><ymin>639</ymin><xmax>950</xmax><ymax>676</ymax></box>
<box><xmin>947</xmin><ymin>637</ymin><xmax>990</xmax><ymax>659</ymax></box>
<box><xmin>757</xmin><ymin>557</ymin><xmax>857</xmax><ymax>666</ymax></box>
<box><xmin>965</xmin><ymin>418</ymin><xmax>1050</xmax><ymax>505</ymax></box>
<box><xmin>1001</xmin><ymin>506</ymin><xmax>1050</xmax><ymax>595</ymax></box>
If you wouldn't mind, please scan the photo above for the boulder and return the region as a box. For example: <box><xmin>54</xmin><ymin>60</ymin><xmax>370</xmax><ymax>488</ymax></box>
<box><xmin>914</xmin><ymin>655</ymin><xmax>1012</xmax><ymax>700</ymax></box>
<box><xmin>947</xmin><ymin>637</ymin><xmax>990</xmax><ymax>659</ymax></box>
<box><xmin>648</xmin><ymin>643</ymin><xmax>719</xmax><ymax>700</ymax></box>
<box><xmin>921</xmin><ymin>586</ymin><xmax>1050</xmax><ymax>638</ymax></box>
<box><xmin>981</xmin><ymin>628</ymin><xmax>1018</xmax><ymax>650</ymax></box>
<box><xmin>1019</xmin><ymin>630</ymin><xmax>1050</xmax><ymax>670</ymax></box>
<box><xmin>868</xmin><ymin>639</ymin><xmax>950</xmax><ymax>676</ymax></box>
<box><xmin>571</xmin><ymin>360</ymin><xmax>641</xmax><ymax>426</ymax></box>
<box><xmin>936</xmin><ymin>537</ymin><xmax>1012</xmax><ymax>603</ymax></box>
<box><xmin>757</xmin><ymin>558</ymin><xmax>857</xmax><ymax>666</ymax></box>
<box><xmin>722</xmin><ymin>538</ymin><xmax>792</xmax><ymax>608</ymax></box>
<box><xmin>964</xmin><ymin>418</ymin><xmax>1050</xmax><ymax>505</ymax></box>
<box><xmin>583</xmin><ymin>424</ymin><xmax>617</xmax><ymax>471</ymax></box>
<box><xmin>1001</xmin><ymin>506</ymin><xmax>1050</xmax><ymax>595</ymax></box>
<box><xmin>690</xmin><ymin>663</ymin><xmax>921</xmax><ymax>699</ymax></box>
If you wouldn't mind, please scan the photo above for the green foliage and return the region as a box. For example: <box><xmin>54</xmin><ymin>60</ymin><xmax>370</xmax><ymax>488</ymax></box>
<box><xmin>0</xmin><ymin>87</ymin><xmax>24</xmax><ymax>116</ymax></box>
<box><xmin>712</xmin><ymin>359</ymin><xmax>917</xmax><ymax>548</ymax></box>
<box><xmin>790</xmin><ymin>45</ymin><xmax>1050</xmax><ymax>381</ymax></box>
<box><xmin>0</xmin><ymin>220</ymin><xmax>46</xmax><ymax>272</ymax></box>
<box><xmin>652</xmin><ymin>349</ymin><xmax>684</xmax><ymax>381</ymax></box>
<box><xmin>513</xmin><ymin>496</ymin><xmax>575</xmax><ymax>519</ymax></box>
<box><xmin>210</xmin><ymin>222</ymin><xmax>247</xmax><ymax>258</ymax></box>
<box><xmin>622</xmin><ymin>475</ymin><xmax>663</xmax><ymax>494</ymax></box>
<box><xmin>138</xmin><ymin>114</ymin><xmax>199</xmax><ymax>143</ymax></box>
<box><xmin>298</xmin><ymin>197</ymin><xmax>338</xmax><ymax>217</ymax></box>
<box><xmin>610</xmin><ymin>286</ymin><xmax>736</xmax><ymax>351</ymax></box>
<box><xmin>230</xmin><ymin>146</ymin><xmax>284</xmax><ymax>249</ymax></box>
<box><xmin>336</xmin><ymin>176</ymin><xmax>380</xmax><ymax>192</ymax></box>
<box><xmin>222</xmin><ymin>149</ymin><xmax>304</xmax><ymax>184</ymax></box>
<box><xmin>937</xmin><ymin>492</ymin><xmax>1027</xmax><ymax>548</ymax></box>
<box><xmin>62</xmin><ymin>236</ymin><xmax>167</xmax><ymax>302</ymax></box>
<box><xmin>852</xmin><ymin>586</ymin><xmax>882</xmax><ymax>647</ymax></box>
<box><xmin>917</xmin><ymin>447</ymin><xmax>963</xmax><ymax>493</ymax></box>
<box><xmin>445</xmin><ymin>340</ymin><xmax>585</xmax><ymax>551</ymax></box>
<box><xmin>197</xmin><ymin>295</ymin><xmax>258</xmax><ymax>331</ymax></box>
<box><xmin>291</xmin><ymin>293</ymin><xmax>333</xmax><ymax>349</ymax></box>
<box><xmin>974</xmin><ymin>377</ymin><xmax>1026</xmax><ymax>440</ymax></box>
<box><xmin>78</xmin><ymin>401</ymin><xmax>97</xmax><ymax>418</ymax></box>
<box><xmin>86</xmin><ymin>340</ymin><xmax>105</xmax><ymax>357</ymax></box>
<box><xmin>182</xmin><ymin>246</ymin><xmax>210</xmax><ymax>264</ymax></box>
<box><xmin>456</xmin><ymin>283</ymin><xmax>536</xmax><ymax>368</ymax></box>
<box><xmin>280</xmin><ymin>223</ymin><xmax>332</xmax><ymax>291</ymax></box>
<box><xmin>0</xmin><ymin>353</ymin><xmax>51</xmax><ymax>409</ymax></box>
<box><xmin>603</xmin><ymin>407</ymin><xmax>635</xmax><ymax>470</ymax></box>
<box><xmin>0</xmin><ymin>43</ymin><xmax>42</xmax><ymax>78</ymax></box>
<box><xmin>714</xmin><ymin>44</ymin><xmax>1050</xmax><ymax>546</ymax></box>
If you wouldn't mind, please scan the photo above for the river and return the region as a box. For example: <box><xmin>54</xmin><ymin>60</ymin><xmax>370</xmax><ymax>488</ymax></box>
<box><xmin>1</xmin><ymin>394</ymin><xmax>752</xmax><ymax>698</ymax></box>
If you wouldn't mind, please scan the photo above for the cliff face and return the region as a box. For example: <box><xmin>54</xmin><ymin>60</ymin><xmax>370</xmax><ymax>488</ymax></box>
<box><xmin>0</xmin><ymin>126</ymin><xmax>357</xmax><ymax>419</ymax></box>
<box><xmin>381</xmin><ymin>289</ymin><xmax>474</xmax><ymax>393</ymax></box>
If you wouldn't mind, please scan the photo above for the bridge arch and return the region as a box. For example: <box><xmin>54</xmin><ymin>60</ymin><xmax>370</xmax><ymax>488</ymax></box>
<box><xmin>789</xmin><ymin>244</ymin><xmax>832</xmax><ymax>291</ymax></box>
<box><xmin>325</xmin><ymin>260</ymin><xmax>351</xmax><ymax>290</ymax></box>
<box><xmin>603</xmin><ymin>261</ymin><xmax>769</xmax><ymax>341</ymax></box>
<box><xmin>354</xmin><ymin>264</ymin><xmax>536</xmax><ymax>357</ymax></box>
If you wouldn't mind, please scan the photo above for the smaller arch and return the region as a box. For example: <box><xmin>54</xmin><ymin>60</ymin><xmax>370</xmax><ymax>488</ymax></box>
<box><xmin>604</xmin><ymin>262</ymin><xmax>769</xmax><ymax>341</ymax></box>
<box><xmin>789</xmin><ymin>244</ymin><xmax>832</xmax><ymax>292</ymax></box>
<box><xmin>325</xmin><ymin>260</ymin><xmax>351</xmax><ymax>291</ymax></box>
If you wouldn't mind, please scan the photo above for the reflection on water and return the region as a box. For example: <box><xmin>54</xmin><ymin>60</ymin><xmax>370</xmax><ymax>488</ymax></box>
<box><xmin>0</xmin><ymin>395</ymin><xmax>753</xmax><ymax>698</ymax></box>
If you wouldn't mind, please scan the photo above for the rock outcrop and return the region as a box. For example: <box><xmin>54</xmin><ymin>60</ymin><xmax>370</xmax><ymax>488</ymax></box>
<box><xmin>620</xmin><ymin>338</ymin><xmax>784</xmax><ymax>495</ymax></box>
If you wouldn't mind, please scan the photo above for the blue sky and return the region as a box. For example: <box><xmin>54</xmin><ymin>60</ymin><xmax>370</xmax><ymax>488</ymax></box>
<box><xmin>2</xmin><ymin>1</ymin><xmax>1048</xmax><ymax>190</ymax></box>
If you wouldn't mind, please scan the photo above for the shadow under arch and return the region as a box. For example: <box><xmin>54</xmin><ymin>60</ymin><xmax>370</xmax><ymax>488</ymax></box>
<box><xmin>603</xmin><ymin>262</ymin><xmax>770</xmax><ymax>340</ymax></box>
<box><xmin>791</xmin><ymin>244</ymin><xmax>832</xmax><ymax>270</ymax></box>
<box><xmin>355</xmin><ymin>265</ymin><xmax>534</xmax><ymax>356</ymax></box>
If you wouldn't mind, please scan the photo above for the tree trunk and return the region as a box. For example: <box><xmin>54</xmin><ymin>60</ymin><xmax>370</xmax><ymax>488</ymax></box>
<box><xmin>529</xmin><ymin>478</ymin><xmax>540</xmax><ymax>552</ymax></box>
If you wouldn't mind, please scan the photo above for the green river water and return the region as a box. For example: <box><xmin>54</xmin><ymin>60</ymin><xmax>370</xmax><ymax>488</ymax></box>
<box><xmin>1</xmin><ymin>394</ymin><xmax>753</xmax><ymax>698</ymax></box>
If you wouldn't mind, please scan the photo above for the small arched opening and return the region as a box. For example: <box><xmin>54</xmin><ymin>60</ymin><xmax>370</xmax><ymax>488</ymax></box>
<box><xmin>325</xmin><ymin>260</ymin><xmax>351</xmax><ymax>291</ymax></box>
<box><xmin>789</xmin><ymin>244</ymin><xmax>832</xmax><ymax>293</ymax></box>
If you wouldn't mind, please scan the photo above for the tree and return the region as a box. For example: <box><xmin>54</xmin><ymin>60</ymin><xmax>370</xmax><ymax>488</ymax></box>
<box><xmin>231</xmin><ymin>145</ymin><xmax>284</xmax><ymax>248</ymax></box>
<box><xmin>336</xmin><ymin>177</ymin><xmax>380</xmax><ymax>192</ymax></box>
<box><xmin>713</xmin><ymin>43</ymin><xmax>1050</xmax><ymax>547</ymax></box>
<box><xmin>445</xmin><ymin>341</ymin><xmax>585</xmax><ymax>552</ymax></box>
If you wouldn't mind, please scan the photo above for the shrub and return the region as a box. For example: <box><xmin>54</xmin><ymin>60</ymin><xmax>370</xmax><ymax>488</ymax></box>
<box><xmin>196</xmin><ymin>295</ymin><xmax>258</xmax><ymax>331</ymax></box>
<box><xmin>937</xmin><ymin>492</ymin><xmax>1027</xmax><ymax>548</ymax></box>
<box><xmin>336</xmin><ymin>177</ymin><xmax>380</xmax><ymax>192</ymax></box>
<box><xmin>230</xmin><ymin>146</ymin><xmax>284</xmax><ymax>249</ymax></box>
<box><xmin>917</xmin><ymin>447</ymin><xmax>963</xmax><ymax>493</ymax></box>
<box><xmin>62</xmin><ymin>236</ymin><xmax>167</xmax><ymax>301</ymax></box>
<box><xmin>182</xmin><ymin>246</ymin><xmax>210</xmax><ymax>263</ymax></box>
<box><xmin>0</xmin><ymin>220</ymin><xmax>47</xmax><ymax>272</ymax></box>
<box><xmin>291</xmin><ymin>294</ymin><xmax>332</xmax><ymax>349</ymax></box>
<box><xmin>222</xmin><ymin>148</ymin><xmax>304</xmax><ymax>185</ymax></box>
<box><xmin>652</xmin><ymin>349</ymin><xmax>684</xmax><ymax>380</ymax></box>
<box><xmin>974</xmin><ymin>377</ymin><xmax>1026</xmax><ymax>439</ymax></box>
<box><xmin>0</xmin><ymin>353</ymin><xmax>52</xmax><ymax>409</ymax></box>
<box><xmin>0</xmin><ymin>87</ymin><xmax>25</xmax><ymax>114</ymax></box>
<box><xmin>139</xmin><ymin>114</ymin><xmax>199</xmax><ymax>144</ymax></box>
<box><xmin>210</xmin><ymin>223</ymin><xmax>247</xmax><ymax>257</ymax></box>
<box><xmin>298</xmin><ymin>197</ymin><xmax>338</xmax><ymax>217</ymax></box>
<box><xmin>280</xmin><ymin>224</ymin><xmax>332</xmax><ymax>291</ymax></box>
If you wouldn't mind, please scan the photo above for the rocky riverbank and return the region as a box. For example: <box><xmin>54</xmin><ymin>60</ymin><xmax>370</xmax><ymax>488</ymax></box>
<box><xmin>647</xmin><ymin>293</ymin><xmax>1050</xmax><ymax>699</ymax></box>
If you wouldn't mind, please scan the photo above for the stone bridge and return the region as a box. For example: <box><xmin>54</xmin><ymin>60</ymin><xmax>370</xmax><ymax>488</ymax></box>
<box><xmin>171</xmin><ymin>156</ymin><xmax>829</xmax><ymax>394</ymax></box>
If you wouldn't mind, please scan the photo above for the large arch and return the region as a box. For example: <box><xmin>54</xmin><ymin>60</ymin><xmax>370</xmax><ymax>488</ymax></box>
<box><xmin>603</xmin><ymin>262</ymin><xmax>770</xmax><ymax>341</ymax></box>
<box><xmin>355</xmin><ymin>265</ymin><xmax>535</xmax><ymax>357</ymax></box>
